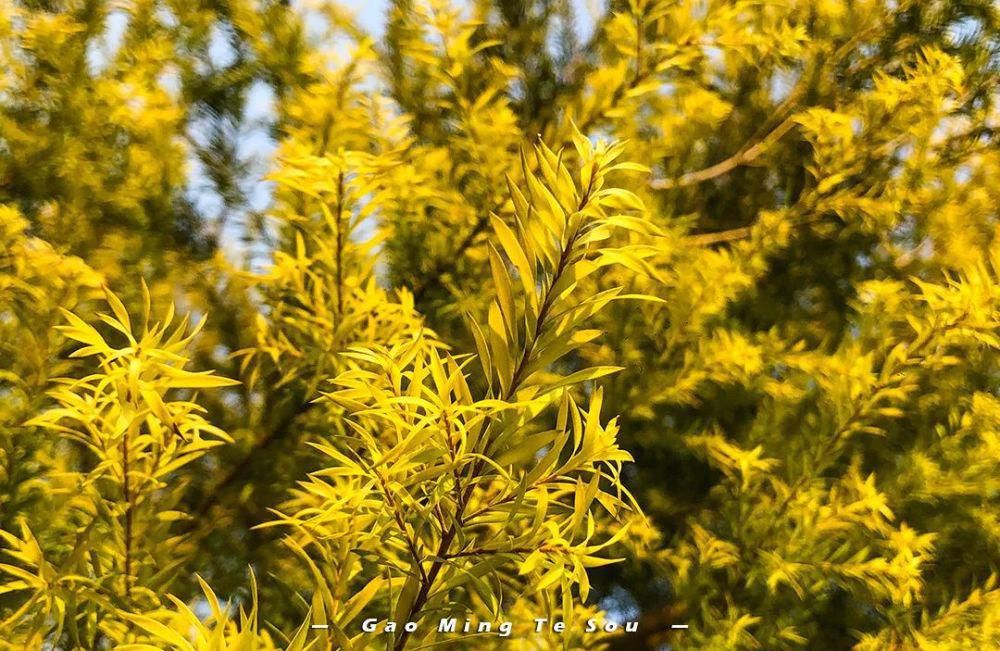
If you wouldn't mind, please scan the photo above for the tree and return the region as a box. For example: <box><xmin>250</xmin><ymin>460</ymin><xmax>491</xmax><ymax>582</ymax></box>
<box><xmin>3</xmin><ymin>0</ymin><xmax>1000</xmax><ymax>649</ymax></box>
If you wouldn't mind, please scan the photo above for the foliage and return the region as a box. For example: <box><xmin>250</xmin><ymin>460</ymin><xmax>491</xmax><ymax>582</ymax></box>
<box><xmin>4</xmin><ymin>0</ymin><xmax>1000</xmax><ymax>649</ymax></box>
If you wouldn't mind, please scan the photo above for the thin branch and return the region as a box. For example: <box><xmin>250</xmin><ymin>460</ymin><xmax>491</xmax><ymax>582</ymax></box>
<box><xmin>650</xmin><ymin>116</ymin><xmax>798</xmax><ymax>190</ymax></box>
<box><xmin>378</xmin><ymin>471</ymin><xmax>429</xmax><ymax>587</ymax></box>
<box><xmin>755</xmin><ymin>316</ymin><xmax>956</xmax><ymax>548</ymax></box>
<box><xmin>650</xmin><ymin>27</ymin><xmax>878</xmax><ymax>192</ymax></box>
<box><xmin>121</xmin><ymin>428</ymin><xmax>133</xmax><ymax>599</ymax></box>
<box><xmin>687</xmin><ymin>225</ymin><xmax>753</xmax><ymax>246</ymax></box>
<box><xmin>188</xmin><ymin>398</ymin><xmax>317</xmax><ymax>526</ymax></box>
<box><xmin>392</xmin><ymin>177</ymin><xmax>597</xmax><ymax>651</ymax></box>
<box><xmin>679</xmin><ymin>172</ymin><xmax>825</xmax><ymax>248</ymax></box>
<box><xmin>443</xmin><ymin>546</ymin><xmax>537</xmax><ymax>559</ymax></box>
<box><xmin>335</xmin><ymin>170</ymin><xmax>345</xmax><ymax>317</ymax></box>
<box><xmin>411</xmin><ymin>209</ymin><xmax>495</xmax><ymax>303</ymax></box>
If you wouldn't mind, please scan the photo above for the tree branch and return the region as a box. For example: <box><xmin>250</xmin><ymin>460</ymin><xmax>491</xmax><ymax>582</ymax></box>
<box><xmin>392</xmin><ymin>178</ymin><xmax>596</xmax><ymax>651</ymax></box>
<box><xmin>650</xmin><ymin>116</ymin><xmax>798</xmax><ymax>190</ymax></box>
<box><xmin>411</xmin><ymin>210</ymin><xmax>493</xmax><ymax>303</ymax></box>
<box><xmin>189</xmin><ymin>397</ymin><xmax>317</xmax><ymax>526</ymax></box>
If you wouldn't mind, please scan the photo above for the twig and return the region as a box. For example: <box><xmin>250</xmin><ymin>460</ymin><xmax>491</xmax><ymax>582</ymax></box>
<box><xmin>335</xmin><ymin>170</ymin><xmax>345</xmax><ymax>316</ymax></box>
<box><xmin>650</xmin><ymin>27</ymin><xmax>877</xmax><ymax>192</ymax></box>
<box><xmin>393</xmin><ymin>177</ymin><xmax>596</xmax><ymax>651</ymax></box>
<box><xmin>651</xmin><ymin>117</ymin><xmax>798</xmax><ymax>190</ymax></box>
<box><xmin>687</xmin><ymin>226</ymin><xmax>753</xmax><ymax>246</ymax></box>
<box><xmin>121</xmin><ymin>428</ymin><xmax>133</xmax><ymax>598</ymax></box>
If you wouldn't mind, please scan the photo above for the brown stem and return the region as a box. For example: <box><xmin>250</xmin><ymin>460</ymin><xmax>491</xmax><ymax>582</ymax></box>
<box><xmin>121</xmin><ymin>430</ymin><xmax>133</xmax><ymax>598</ymax></box>
<box><xmin>378</xmin><ymin>471</ymin><xmax>428</xmax><ymax>587</ymax></box>
<box><xmin>444</xmin><ymin>546</ymin><xmax>538</xmax><ymax>559</ymax></box>
<box><xmin>650</xmin><ymin>117</ymin><xmax>798</xmax><ymax>190</ymax></box>
<box><xmin>687</xmin><ymin>226</ymin><xmax>753</xmax><ymax>246</ymax></box>
<box><xmin>633</xmin><ymin>11</ymin><xmax>643</xmax><ymax>86</ymax></box>
<box><xmin>392</xmin><ymin>180</ymin><xmax>596</xmax><ymax>651</ymax></box>
<box><xmin>504</xmin><ymin>175</ymin><xmax>595</xmax><ymax>401</ymax></box>
<box><xmin>335</xmin><ymin>170</ymin><xmax>345</xmax><ymax>316</ymax></box>
<box><xmin>392</xmin><ymin>528</ymin><xmax>454</xmax><ymax>651</ymax></box>
<box><xmin>412</xmin><ymin>210</ymin><xmax>494</xmax><ymax>303</ymax></box>
<box><xmin>188</xmin><ymin>398</ymin><xmax>317</xmax><ymax>527</ymax></box>
<box><xmin>650</xmin><ymin>29</ymin><xmax>876</xmax><ymax>192</ymax></box>
<box><xmin>504</xmin><ymin>226</ymin><xmax>580</xmax><ymax>401</ymax></box>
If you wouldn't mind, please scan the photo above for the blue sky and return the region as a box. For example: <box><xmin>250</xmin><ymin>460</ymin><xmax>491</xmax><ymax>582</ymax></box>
<box><xmin>352</xmin><ymin>0</ymin><xmax>390</xmax><ymax>36</ymax></box>
<box><xmin>347</xmin><ymin>0</ymin><xmax>599</xmax><ymax>39</ymax></box>
<box><xmin>206</xmin><ymin>0</ymin><xmax>602</xmax><ymax>258</ymax></box>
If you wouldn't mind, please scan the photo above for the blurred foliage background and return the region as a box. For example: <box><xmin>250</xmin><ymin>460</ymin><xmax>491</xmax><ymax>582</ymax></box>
<box><xmin>4</xmin><ymin>0</ymin><xmax>1000</xmax><ymax>648</ymax></box>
